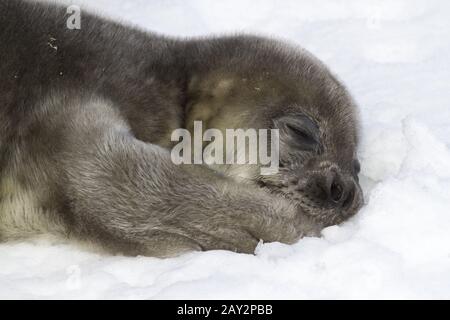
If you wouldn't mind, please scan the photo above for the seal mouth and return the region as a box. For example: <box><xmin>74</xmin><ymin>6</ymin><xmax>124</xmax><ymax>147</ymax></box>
<box><xmin>257</xmin><ymin>172</ymin><xmax>364</xmax><ymax>226</ymax></box>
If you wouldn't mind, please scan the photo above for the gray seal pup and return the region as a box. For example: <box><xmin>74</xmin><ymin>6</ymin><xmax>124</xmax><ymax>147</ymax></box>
<box><xmin>0</xmin><ymin>0</ymin><xmax>363</xmax><ymax>257</ymax></box>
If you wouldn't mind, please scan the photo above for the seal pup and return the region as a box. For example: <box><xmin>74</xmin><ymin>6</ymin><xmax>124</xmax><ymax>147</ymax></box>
<box><xmin>0</xmin><ymin>0</ymin><xmax>363</xmax><ymax>257</ymax></box>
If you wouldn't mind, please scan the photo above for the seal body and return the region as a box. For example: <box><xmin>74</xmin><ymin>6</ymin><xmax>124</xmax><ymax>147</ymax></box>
<box><xmin>0</xmin><ymin>0</ymin><xmax>362</xmax><ymax>256</ymax></box>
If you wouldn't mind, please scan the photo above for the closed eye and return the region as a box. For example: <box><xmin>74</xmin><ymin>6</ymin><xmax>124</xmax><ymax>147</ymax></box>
<box><xmin>273</xmin><ymin>114</ymin><xmax>321</xmax><ymax>152</ymax></box>
<box><xmin>285</xmin><ymin>123</ymin><xmax>318</xmax><ymax>146</ymax></box>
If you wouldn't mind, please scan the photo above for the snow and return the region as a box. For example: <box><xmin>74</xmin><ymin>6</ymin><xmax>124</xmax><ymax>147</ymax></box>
<box><xmin>2</xmin><ymin>0</ymin><xmax>450</xmax><ymax>299</ymax></box>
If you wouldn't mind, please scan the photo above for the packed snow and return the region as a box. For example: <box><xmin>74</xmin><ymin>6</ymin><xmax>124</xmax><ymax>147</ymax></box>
<box><xmin>1</xmin><ymin>0</ymin><xmax>450</xmax><ymax>299</ymax></box>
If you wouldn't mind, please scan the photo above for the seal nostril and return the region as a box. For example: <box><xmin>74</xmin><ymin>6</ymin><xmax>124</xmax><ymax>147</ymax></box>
<box><xmin>342</xmin><ymin>185</ymin><xmax>355</xmax><ymax>209</ymax></box>
<box><xmin>330</xmin><ymin>181</ymin><xmax>343</xmax><ymax>203</ymax></box>
<box><xmin>308</xmin><ymin>173</ymin><xmax>354</xmax><ymax>208</ymax></box>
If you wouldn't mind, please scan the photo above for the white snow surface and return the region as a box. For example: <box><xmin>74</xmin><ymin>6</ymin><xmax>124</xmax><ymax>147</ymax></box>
<box><xmin>2</xmin><ymin>0</ymin><xmax>450</xmax><ymax>299</ymax></box>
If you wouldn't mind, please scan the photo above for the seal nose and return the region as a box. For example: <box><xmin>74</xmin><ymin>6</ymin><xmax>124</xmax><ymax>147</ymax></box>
<box><xmin>314</xmin><ymin>171</ymin><xmax>355</xmax><ymax>209</ymax></box>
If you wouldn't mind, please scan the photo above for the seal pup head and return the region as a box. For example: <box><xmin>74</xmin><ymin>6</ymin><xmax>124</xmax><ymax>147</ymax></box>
<box><xmin>265</xmin><ymin>109</ymin><xmax>363</xmax><ymax>226</ymax></box>
<box><xmin>185</xmin><ymin>36</ymin><xmax>364</xmax><ymax>226</ymax></box>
